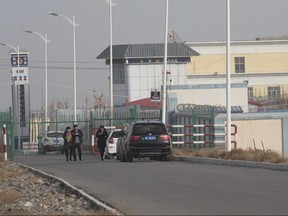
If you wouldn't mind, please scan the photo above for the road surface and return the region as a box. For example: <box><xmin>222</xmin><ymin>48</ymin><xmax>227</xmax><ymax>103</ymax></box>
<box><xmin>15</xmin><ymin>152</ymin><xmax>288</xmax><ymax>215</ymax></box>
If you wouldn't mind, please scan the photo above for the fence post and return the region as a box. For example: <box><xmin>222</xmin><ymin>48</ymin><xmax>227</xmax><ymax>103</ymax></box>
<box><xmin>3</xmin><ymin>124</ymin><xmax>7</xmax><ymax>161</ymax></box>
<box><xmin>91</xmin><ymin>127</ymin><xmax>95</xmax><ymax>154</ymax></box>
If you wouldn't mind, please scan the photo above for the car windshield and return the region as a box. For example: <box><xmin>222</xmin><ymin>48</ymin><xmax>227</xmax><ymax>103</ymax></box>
<box><xmin>132</xmin><ymin>123</ymin><xmax>167</xmax><ymax>135</ymax></box>
<box><xmin>47</xmin><ymin>132</ymin><xmax>63</xmax><ymax>138</ymax></box>
<box><xmin>111</xmin><ymin>131</ymin><xmax>123</xmax><ymax>138</ymax></box>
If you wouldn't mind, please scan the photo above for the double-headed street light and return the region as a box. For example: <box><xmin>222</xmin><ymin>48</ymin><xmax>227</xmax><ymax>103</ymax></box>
<box><xmin>23</xmin><ymin>30</ymin><xmax>50</xmax><ymax>131</ymax></box>
<box><xmin>48</xmin><ymin>11</ymin><xmax>79</xmax><ymax>123</ymax></box>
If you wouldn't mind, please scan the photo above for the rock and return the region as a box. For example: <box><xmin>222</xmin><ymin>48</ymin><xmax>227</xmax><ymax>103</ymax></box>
<box><xmin>24</xmin><ymin>202</ymin><xmax>33</xmax><ymax>207</ymax></box>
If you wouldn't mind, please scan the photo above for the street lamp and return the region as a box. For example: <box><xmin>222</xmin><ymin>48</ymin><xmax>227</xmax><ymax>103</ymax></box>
<box><xmin>23</xmin><ymin>30</ymin><xmax>50</xmax><ymax>131</ymax></box>
<box><xmin>48</xmin><ymin>11</ymin><xmax>79</xmax><ymax>124</ymax></box>
<box><xmin>105</xmin><ymin>0</ymin><xmax>117</xmax><ymax>126</ymax></box>
<box><xmin>162</xmin><ymin>0</ymin><xmax>169</xmax><ymax>124</ymax></box>
<box><xmin>1</xmin><ymin>43</ymin><xmax>21</xmax><ymax>149</ymax></box>
<box><xmin>226</xmin><ymin>0</ymin><xmax>231</xmax><ymax>151</ymax></box>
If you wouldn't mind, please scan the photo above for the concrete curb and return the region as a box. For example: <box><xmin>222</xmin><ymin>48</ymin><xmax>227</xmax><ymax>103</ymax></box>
<box><xmin>173</xmin><ymin>156</ymin><xmax>288</xmax><ymax>171</ymax></box>
<box><xmin>18</xmin><ymin>163</ymin><xmax>124</xmax><ymax>216</ymax></box>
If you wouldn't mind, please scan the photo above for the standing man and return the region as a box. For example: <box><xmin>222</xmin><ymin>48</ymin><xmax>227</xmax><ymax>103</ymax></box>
<box><xmin>96</xmin><ymin>125</ymin><xmax>108</xmax><ymax>161</ymax></box>
<box><xmin>71</xmin><ymin>124</ymin><xmax>83</xmax><ymax>161</ymax></box>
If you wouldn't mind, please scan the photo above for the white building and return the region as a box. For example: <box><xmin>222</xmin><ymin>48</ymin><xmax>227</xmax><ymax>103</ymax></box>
<box><xmin>97</xmin><ymin>43</ymin><xmax>199</xmax><ymax>106</ymax></box>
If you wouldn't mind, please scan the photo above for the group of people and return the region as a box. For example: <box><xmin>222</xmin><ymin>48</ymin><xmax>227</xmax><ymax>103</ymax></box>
<box><xmin>62</xmin><ymin>124</ymin><xmax>108</xmax><ymax>161</ymax></box>
<box><xmin>62</xmin><ymin>124</ymin><xmax>83</xmax><ymax>161</ymax></box>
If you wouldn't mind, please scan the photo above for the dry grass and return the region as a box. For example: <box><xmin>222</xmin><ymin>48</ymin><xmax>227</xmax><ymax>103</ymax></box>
<box><xmin>0</xmin><ymin>162</ymin><xmax>18</xmax><ymax>182</ymax></box>
<box><xmin>0</xmin><ymin>190</ymin><xmax>22</xmax><ymax>204</ymax></box>
<box><xmin>172</xmin><ymin>148</ymin><xmax>288</xmax><ymax>164</ymax></box>
<box><xmin>0</xmin><ymin>161</ymin><xmax>22</xmax><ymax>205</ymax></box>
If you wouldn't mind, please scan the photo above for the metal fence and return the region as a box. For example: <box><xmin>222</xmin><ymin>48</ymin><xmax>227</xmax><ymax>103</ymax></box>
<box><xmin>1</xmin><ymin>104</ymin><xmax>236</xmax><ymax>160</ymax></box>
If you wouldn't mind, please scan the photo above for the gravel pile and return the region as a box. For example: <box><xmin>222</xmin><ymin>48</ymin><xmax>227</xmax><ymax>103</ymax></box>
<box><xmin>0</xmin><ymin>162</ymin><xmax>113</xmax><ymax>215</ymax></box>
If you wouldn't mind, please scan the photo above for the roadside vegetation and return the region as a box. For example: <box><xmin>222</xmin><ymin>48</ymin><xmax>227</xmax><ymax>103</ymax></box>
<box><xmin>172</xmin><ymin>147</ymin><xmax>288</xmax><ymax>164</ymax></box>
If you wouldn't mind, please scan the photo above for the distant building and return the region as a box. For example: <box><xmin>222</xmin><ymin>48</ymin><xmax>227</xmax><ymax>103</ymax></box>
<box><xmin>97</xmin><ymin>37</ymin><xmax>288</xmax><ymax>113</ymax></box>
<box><xmin>186</xmin><ymin>37</ymin><xmax>288</xmax><ymax>108</ymax></box>
<box><xmin>97</xmin><ymin>43</ymin><xmax>199</xmax><ymax>106</ymax></box>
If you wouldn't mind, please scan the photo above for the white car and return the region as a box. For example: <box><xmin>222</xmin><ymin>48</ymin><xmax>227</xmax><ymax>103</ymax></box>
<box><xmin>40</xmin><ymin>131</ymin><xmax>64</xmax><ymax>154</ymax></box>
<box><xmin>105</xmin><ymin>128</ymin><xmax>123</xmax><ymax>159</ymax></box>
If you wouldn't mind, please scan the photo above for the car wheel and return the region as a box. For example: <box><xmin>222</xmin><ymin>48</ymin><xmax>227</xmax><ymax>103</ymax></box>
<box><xmin>165</xmin><ymin>154</ymin><xmax>172</xmax><ymax>161</ymax></box>
<box><xmin>127</xmin><ymin>154</ymin><xmax>133</xmax><ymax>162</ymax></box>
<box><xmin>121</xmin><ymin>149</ymin><xmax>127</xmax><ymax>162</ymax></box>
<box><xmin>119</xmin><ymin>149</ymin><xmax>124</xmax><ymax>162</ymax></box>
<box><xmin>125</xmin><ymin>152</ymin><xmax>133</xmax><ymax>162</ymax></box>
<box><xmin>125</xmin><ymin>150</ymin><xmax>133</xmax><ymax>162</ymax></box>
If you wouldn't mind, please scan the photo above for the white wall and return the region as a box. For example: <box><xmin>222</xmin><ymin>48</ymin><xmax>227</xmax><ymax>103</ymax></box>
<box><xmin>113</xmin><ymin>62</ymin><xmax>188</xmax><ymax>105</ymax></box>
<box><xmin>168</xmin><ymin>84</ymin><xmax>248</xmax><ymax>112</ymax></box>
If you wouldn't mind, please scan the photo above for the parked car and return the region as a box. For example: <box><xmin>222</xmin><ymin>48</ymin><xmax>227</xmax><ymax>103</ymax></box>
<box><xmin>118</xmin><ymin>120</ymin><xmax>172</xmax><ymax>162</ymax></box>
<box><xmin>105</xmin><ymin>128</ymin><xmax>124</xmax><ymax>159</ymax></box>
<box><xmin>40</xmin><ymin>131</ymin><xmax>64</xmax><ymax>154</ymax></box>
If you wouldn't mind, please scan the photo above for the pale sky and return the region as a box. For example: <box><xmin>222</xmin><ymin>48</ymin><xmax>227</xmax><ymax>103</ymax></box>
<box><xmin>0</xmin><ymin>0</ymin><xmax>288</xmax><ymax>111</ymax></box>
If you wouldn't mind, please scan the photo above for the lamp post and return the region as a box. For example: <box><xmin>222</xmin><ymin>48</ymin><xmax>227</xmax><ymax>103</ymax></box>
<box><xmin>162</xmin><ymin>0</ymin><xmax>169</xmax><ymax>124</ymax></box>
<box><xmin>48</xmin><ymin>11</ymin><xmax>79</xmax><ymax>124</ymax></box>
<box><xmin>23</xmin><ymin>30</ymin><xmax>50</xmax><ymax>131</ymax></box>
<box><xmin>1</xmin><ymin>43</ymin><xmax>21</xmax><ymax>149</ymax></box>
<box><xmin>105</xmin><ymin>0</ymin><xmax>117</xmax><ymax>126</ymax></box>
<box><xmin>226</xmin><ymin>0</ymin><xmax>231</xmax><ymax>151</ymax></box>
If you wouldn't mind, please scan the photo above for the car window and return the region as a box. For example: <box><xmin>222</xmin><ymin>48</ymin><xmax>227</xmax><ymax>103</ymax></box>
<box><xmin>47</xmin><ymin>132</ymin><xmax>63</xmax><ymax>138</ymax></box>
<box><xmin>111</xmin><ymin>131</ymin><xmax>123</xmax><ymax>138</ymax></box>
<box><xmin>132</xmin><ymin>123</ymin><xmax>166</xmax><ymax>135</ymax></box>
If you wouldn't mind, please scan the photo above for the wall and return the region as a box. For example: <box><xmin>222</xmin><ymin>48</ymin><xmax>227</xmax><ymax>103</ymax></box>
<box><xmin>168</xmin><ymin>83</ymin><xmax>248</xmax><ymax>112</ymax></box>
<box><xmin>216</xmin><ymin>112</ymin><xmax>288</xmax><ymax>157</ymax></box>
<box><xmin>232</xmin><ymin>119</ymin><xmax>282</xmax><ymax>153</ymax></box>
<box><xmin>113</xmin><ymin>62</ymin><xmax>188</xmax><ymax>105</ymax></box>
<box><xmin>188</xmin><ymin>53</ymin><xmax>288</xmax><ymax>75</ymax></box>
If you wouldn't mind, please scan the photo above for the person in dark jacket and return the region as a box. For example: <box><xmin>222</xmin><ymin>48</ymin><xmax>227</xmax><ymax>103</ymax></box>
<box><xmin>63</xmin><ymin>126</ymin><xmax>73</xmax><ymax>162</ymax></box>
<box><xmin>96</xmin><ymin>125</ymin><xmax>108</xmax><ymax>161</ymax></box>
<box><xmin>71</xmin><ymin>124</ymin><xmax>83</xmax><ymax>161</ymax></box>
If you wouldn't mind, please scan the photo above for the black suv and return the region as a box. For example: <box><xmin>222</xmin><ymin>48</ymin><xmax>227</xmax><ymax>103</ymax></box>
<box><xmin>117</xmin><ymin>120</ymin><xmax>171</xmax><ymax>162</ymax></box>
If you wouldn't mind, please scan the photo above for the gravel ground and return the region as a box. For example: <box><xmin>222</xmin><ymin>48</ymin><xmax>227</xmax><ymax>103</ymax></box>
<box><xmin>0</xmin><ymin>161</ymin><xmax>115</xmax><ymax>215</ymax></box>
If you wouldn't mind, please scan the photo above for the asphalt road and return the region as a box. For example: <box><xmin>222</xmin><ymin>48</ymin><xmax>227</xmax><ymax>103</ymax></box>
<box><xmin>15</xmin><ymin>152</ymin><xmax>288</xmax><ymax>215</ymax></box>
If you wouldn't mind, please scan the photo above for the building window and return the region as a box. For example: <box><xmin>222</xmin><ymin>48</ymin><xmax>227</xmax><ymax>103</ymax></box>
<box><xmin>113</xmin><ymin>64</ymin><xmax>125</xmax><ymax>84</ymax></box>
<box><xmin>248</xmin><ymin>87</ymin><xmax>253</xmax><ymax>99</ymax></box>
<box><xmin>268</xmin><ymin>86</ymin><xmax>280</xmax><ymax>99</ymax></box>
<box><xmin>235</xmin><ymin>57</ymin><xmax>245</xmax><ymax>73</ymax></box>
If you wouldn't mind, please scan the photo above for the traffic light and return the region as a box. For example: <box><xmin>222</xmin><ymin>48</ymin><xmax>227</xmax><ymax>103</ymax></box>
<box><xmin>19</xmin><ymin>85</ymin><xmax>26</xmax><ymax>127</ymax></box>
